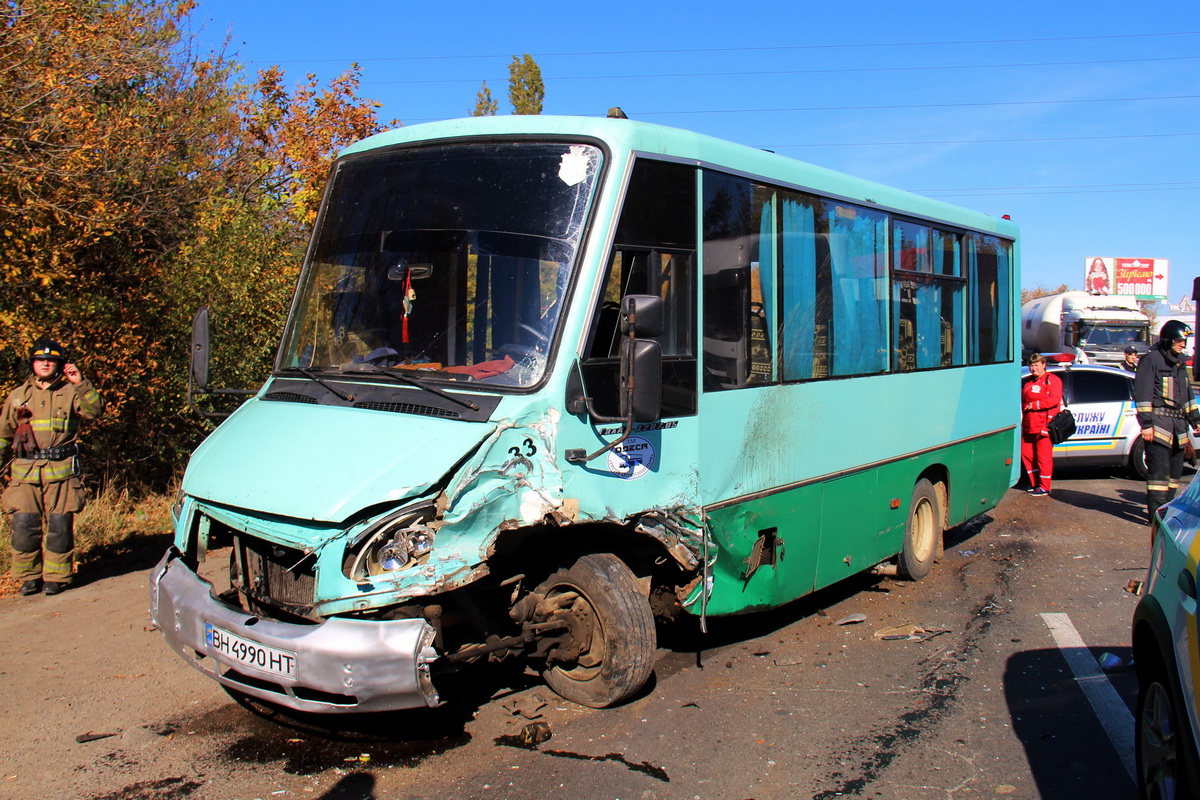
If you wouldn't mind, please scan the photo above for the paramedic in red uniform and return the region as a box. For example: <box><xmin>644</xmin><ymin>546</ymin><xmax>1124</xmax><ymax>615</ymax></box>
<box><xmin>1021</xmin><ymin>353</ymin><xmax>1062</xmax><ymax>497</ymax></box>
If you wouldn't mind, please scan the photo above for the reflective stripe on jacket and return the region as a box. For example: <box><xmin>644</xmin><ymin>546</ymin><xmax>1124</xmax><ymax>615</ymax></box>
<box><xmin>1134</xmin><ymin>346</ymin><xmax>1200</xmax><ymax>441</ymax></box>
<box><xmin>0</xmin><ymin>375</ymin><xmax>104</xmax><ymax>484</ymax></box>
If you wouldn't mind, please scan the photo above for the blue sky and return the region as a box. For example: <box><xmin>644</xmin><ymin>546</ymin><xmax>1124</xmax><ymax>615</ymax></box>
<box><xmin>190</xmin><ymin>0</ymin><xmax>1200</xmax><ymax>306</ymax></box>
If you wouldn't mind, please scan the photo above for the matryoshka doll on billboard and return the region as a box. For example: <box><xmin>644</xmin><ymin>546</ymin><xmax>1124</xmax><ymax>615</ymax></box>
<box><xmin>1086</xmin><ymin>258</ymin><xmax>1110</xmax><ymax>294</ymax></box>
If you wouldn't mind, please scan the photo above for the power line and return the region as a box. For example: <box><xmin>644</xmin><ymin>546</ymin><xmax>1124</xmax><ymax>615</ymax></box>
<box><xmin>236</xmin><ymin>30</ymin><xmax>1200</xmax><ymax>65</ymax></box>
<box><xmin>401</xmin><ymin>94</ymin><xmax>1200</xmax><ymax>124</ymax></box>
<box><xmin>919</xmin><ymin>185</ymin><xmax>1200</xmax><ymax>198</ymax></box>
<box><xmin>633</xmin><ymin>95</ymin><xmax>1200</xmax><ymax>117</ymax></box>
<box><xmin>912</xmin><ymin>181</ymin><xmax>1200</xmax><ymax>192</ymax></box>
<box><xmin>762</xmin><ymin>132</ymin><xmax>1200</xmax><ymax>148</ymax></box>
<box><xmin>367</xmin><ymin>55</ymin><xmax>1200</xmax><ymax>86</ymax></box>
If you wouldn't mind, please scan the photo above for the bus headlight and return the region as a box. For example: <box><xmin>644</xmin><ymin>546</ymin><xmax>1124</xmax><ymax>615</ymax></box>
<box><xmin>346</xmin><ymin>504</ymin><xmax>437</xmax><ymax>582</ymax></box>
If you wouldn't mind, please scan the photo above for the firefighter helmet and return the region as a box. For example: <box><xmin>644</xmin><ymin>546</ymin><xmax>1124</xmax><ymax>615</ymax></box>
<box><xmin>1159</xmin><ymin>320</ymin><xmax>1193</xmax><ymax>344</ymax></box>
<box><xmin>29</xmin><ymin>339</ymin><xmax>67</xmax><ymax>364</ymax></box>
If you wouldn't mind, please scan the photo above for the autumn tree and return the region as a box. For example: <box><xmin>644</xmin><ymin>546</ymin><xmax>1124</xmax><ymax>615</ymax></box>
<box><xmin>246</xmin><ymin>64</ymin><xmax>389</xmax><ymax>227</ymax></box>
<box><xmin>507</xmin><ymin>54</ymin><xmax>544</xmax><ymax>115</ymax></box>
<box><xmin>0</xmin><ymin>0</ymin><xmax>252</xmax><ymax>481</ymax></box>
<box><xmin>0</xmin><ymin>0</ymin><xmax>392</xmax><ymax>487</ymax></box>
<box><xmin>471</xmin><ymin>80</ymin><xmax>498</xmax><ymax>116</ymax></box>
<box><xmin>1020</xmin><ymin>283</ymin><xmax>1070</xmax><ymax>306</ymax></box>
<box><xmin>170</xmin><ymin>64</ymin><xmax>390</xmax><ymax>424</ymax></box>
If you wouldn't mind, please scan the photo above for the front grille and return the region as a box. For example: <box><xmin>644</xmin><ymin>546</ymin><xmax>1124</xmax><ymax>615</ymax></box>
<box><xmin>354</xmin><ymin>400</ymin><xmax>460</xmax><ymax>419</ymax></box>
<box><xmin>263</xmin><ymin>392</ymin><xmax>318</xmax><ymax>404</ymax></box>
<box><xmin>234</xmin><ymin>535</ymin><xmax>316</xmax><ymax>612</ymax></box>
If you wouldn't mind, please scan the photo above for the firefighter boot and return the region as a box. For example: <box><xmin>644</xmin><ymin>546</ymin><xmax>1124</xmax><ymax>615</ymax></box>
<box><xmin>9</xmin><ymin>513</ymin><xmax>43</xmax><ymax>594</ymax></box>
<box><xmin>43</xmin><ymin>513</ymin><xmax>75</xmax><ymax>593</ymax></box>
<box><xmin>1147</xmin><ymin>491</ymin><xmax>1171</xmax><ymax>525</ymax></box>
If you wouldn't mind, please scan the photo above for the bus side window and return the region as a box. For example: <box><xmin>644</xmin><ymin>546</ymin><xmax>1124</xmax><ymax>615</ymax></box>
<box><xmin>581</xmin><ymin>159</ymin><xmax>697</xmax><ymax>418</ymax></box>
<box><xmin>702</xmin><ymin>171</ymin><xmax>775</xmax><ymax>390</ymax></box>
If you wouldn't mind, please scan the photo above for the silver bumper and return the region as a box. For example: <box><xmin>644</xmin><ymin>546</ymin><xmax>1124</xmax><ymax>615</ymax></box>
<box><xmin>149</xmin><ymin>550</ymin><xmax>440</xmax><ymax>713</ymax></box>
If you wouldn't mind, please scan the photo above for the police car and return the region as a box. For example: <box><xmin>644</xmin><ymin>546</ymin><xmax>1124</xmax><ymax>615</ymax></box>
<box><xmin>1023</xmin><ymin>362</ymin><xmax>1151</xmax><ymax>478</ymax></box>
<box><xmin>1133</xmin><ymin>476</ymin><xmax>1200</xmax><ymax>796</ymax></box>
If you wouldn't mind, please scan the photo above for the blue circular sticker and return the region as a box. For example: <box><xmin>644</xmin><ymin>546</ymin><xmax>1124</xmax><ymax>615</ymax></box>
<box><xmin>607</xmin><ymin>436</ymin><xmax>655</xmax><ymax>480</ymax></box>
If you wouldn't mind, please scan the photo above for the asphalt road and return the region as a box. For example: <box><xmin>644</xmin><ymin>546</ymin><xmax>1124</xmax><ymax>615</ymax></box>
<box><xmin>0</xmin><ymin>466</ymin><xmax>1165</xmax><ymax>800</ymax></box>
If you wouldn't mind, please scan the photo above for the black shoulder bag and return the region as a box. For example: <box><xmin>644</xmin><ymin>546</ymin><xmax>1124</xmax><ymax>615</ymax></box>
<box><xmin>1047</xmin><ymin>398</ymin><xmax>1076</xmax><ymax>445</ymax></box>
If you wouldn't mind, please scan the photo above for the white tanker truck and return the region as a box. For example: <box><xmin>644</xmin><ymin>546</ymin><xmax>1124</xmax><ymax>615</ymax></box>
<box><xmin>1021</xmin><ymin>291</ymin><xmax>1151</xmax><ymax>365</ymax></box>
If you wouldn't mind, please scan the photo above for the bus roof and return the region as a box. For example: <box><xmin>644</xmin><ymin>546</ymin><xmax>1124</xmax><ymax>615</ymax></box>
<box><xmin>341</xmin><ymin>115</ymin><xmax>1018</xmax><ymax>239</ymax></box>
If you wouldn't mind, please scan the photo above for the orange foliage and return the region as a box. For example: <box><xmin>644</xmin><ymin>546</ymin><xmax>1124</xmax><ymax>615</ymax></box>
<box><xmin>0</xmin><ymin>0</ymin><xmax>393</xmax><ymax>488</ymax></box>
<box><xmin>245</xmin><ymin>64</ymin><xmax>394</xmax><ymax>227</ymax></box>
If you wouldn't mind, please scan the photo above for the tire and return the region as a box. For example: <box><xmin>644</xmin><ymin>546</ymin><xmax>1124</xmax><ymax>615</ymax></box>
<box><xmin>898</xmin><ymin>479</ymin><xmax>941</xmax><ymax>581</ymax></box>
<box><xmin>533</xmin><ymin>553</ymin><xmax>656</xmax><ymax>708</ymax></box>
<box><xmin>1131</xmin><ymin>437</ymin><xmax>1149</xmax><ymax>480</ymax></box>
<box><xmin>1136</xmin><ymin>652</ymin><xmax>1198</xmax><ymax>799</ymax></box>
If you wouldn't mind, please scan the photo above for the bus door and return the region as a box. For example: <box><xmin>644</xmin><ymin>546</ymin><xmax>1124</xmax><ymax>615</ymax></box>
<box><xmin>695</xmin><ymin>173</ymin><xmax>820</xmax><ymax>613</ymax></box>
<box><xmin>575</xmin><ymin>158</ymin><xmax>701</xmax><ymax>514</ymax></box>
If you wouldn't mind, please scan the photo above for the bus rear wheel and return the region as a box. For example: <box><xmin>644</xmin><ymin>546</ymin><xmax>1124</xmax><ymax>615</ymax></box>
<box><xmin>532</xmin><ymin>553</ymin><xmax>656</xmax><ymax>708</ymax></box>
<box><xmin>898</xmin><ymin>479</ymin><xmax>941</xmax><ymax>581</ymax></box>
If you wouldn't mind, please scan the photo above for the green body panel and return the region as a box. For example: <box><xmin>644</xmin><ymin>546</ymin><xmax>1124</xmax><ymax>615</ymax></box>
<box><xmin>701</xmin><ymin>430</ymin><xmax>1014</xmax><ymax>615</ymax></box>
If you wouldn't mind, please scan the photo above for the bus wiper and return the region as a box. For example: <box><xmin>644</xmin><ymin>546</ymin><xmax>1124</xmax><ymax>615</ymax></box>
<box><xmin>358</xmin><ymin>367</ymin><xmax>480</xmax><ymax>411</ymax></box>
<box><xmin>284</xmin><ymin>367</ymin><xmax>357</xmax><ymax>402</ymax></box>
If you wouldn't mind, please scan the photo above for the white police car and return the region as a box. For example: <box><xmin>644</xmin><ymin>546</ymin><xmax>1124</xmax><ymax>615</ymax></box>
<box><xmin>1023</xmin><ymin>362</ymin><xmax>1151</xmax><ymax>478</ymax></box>
<box><xmin>1133</xmin><ymin>476</ymin><xmax>1200</xmax><ymax>796</ymax></box>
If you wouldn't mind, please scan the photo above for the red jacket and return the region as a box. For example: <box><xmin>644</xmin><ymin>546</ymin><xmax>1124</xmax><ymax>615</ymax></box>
<box><xmin>1022</xmin><ymin>372</ymin><xmax>1063</xmax><ymax>435</ymax></box>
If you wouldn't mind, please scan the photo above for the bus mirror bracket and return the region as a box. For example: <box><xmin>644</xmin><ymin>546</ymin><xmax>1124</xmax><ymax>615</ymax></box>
<box><xmin>566</xmin><ymin>295</ymin><xmax>663</xmax><ymax>464</ymax></box>
<box><xmin>186</xmin><ymin>305</ymin><xmax>258</xmax><ymax>421</ymax></box>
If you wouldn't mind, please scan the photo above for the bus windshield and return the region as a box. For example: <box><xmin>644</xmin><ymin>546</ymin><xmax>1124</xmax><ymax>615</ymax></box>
<box><xmin>279</xmin><ymin>141</ymin><xmax>603</xmax><ymax>387</ymax></box>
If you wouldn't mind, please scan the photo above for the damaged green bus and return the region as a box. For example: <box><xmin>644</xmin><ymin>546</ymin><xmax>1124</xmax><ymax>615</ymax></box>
<box><xmin>150</xmin><ymin>115</ymin><xmax>1019</xmax><ymax>713</ymax></box>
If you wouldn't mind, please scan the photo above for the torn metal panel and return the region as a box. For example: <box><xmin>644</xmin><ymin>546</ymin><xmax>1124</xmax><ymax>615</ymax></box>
<box><xmin>632</xmin><ymin>507</ymin><xmax>709</xmax><ymax>571</ymax></box>
<box><xmin>442</xmin><ymin>407</ymin><xmax>577</xmax><ymax>534</ymax></box>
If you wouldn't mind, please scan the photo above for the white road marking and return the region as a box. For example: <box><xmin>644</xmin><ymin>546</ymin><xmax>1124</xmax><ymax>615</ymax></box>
<box><xmin>1041</xmin><ymin>612</ymin><xmax>1135</xmax><ymax>781</ymax></box>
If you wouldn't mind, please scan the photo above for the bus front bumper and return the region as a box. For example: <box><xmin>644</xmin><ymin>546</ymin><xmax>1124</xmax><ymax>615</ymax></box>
<box><xmin>149</xmin><ymin>550</ymin><xmax>440</xmax><ymax>713</ymax></box>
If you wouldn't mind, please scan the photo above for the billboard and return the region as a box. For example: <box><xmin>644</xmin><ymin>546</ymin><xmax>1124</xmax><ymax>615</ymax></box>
<box><xmin>1084</xmin><ymin>257</ymin><xmax>1168</xmax><ymax>300</ymax></box>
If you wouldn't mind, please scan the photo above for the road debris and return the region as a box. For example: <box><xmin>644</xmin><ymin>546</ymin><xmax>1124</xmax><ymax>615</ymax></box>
<box><xmin>519</xmin><ymin>721</ymin><xmax>552</xmax><ymax>746</ymax></box>
<box><xmin>1097</xmin><ymin>652</ymin><xmax>1132</xmax><ymax>672</ymax></box>
<box><xmin>836</xmin><ymin>612</ymin><xmax>867</xmax><ymax>626</ymax></box>
<box><xmin>873</xmin><ymin>623</ymin><xmax>951</xmax><ymax>642</ymax></box>
<box><xmin>502</xmin><ymin>692</ymin><xmax>549</xmax><ymax>720</ymax></box>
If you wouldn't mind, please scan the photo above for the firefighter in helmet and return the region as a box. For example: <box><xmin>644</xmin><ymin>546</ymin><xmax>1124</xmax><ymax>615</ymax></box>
<box><xmin>0</xmin><ymin>339</ymin><xmax>104</xmax><ymax>595</ymax></box>
<box><xmin>1134</xmin><ymin>319</ymin><xmax>1200</xmax><ymax>521</ymax></box>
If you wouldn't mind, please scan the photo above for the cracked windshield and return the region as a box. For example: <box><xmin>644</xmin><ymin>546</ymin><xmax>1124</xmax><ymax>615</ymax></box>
<box><xmin>280</xmin><ymin>142</ymin><xmax>602</xmax><ymax>387</ymax></box>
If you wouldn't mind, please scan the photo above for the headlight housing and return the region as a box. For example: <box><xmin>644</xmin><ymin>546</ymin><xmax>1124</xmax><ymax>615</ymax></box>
<box><xmin>345</xmin><ymin>503</ymin><xmax>437</xmax><ymax>583</ymax></box>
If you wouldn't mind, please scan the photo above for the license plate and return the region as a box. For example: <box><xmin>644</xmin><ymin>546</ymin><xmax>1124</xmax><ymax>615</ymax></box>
<box><xmin>205</xmin><ymin>622</ymin><xmax>296</xmax><ymax>679</ymax></box>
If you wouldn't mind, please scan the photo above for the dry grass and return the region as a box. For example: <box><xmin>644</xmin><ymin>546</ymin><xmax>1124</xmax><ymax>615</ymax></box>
<box><xmin>0</xmin><ymin>481</ymin><xmax>175</xmax><ymax>597</ymax></box>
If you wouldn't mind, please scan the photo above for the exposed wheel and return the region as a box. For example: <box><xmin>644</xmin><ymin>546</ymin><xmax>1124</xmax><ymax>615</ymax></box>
<box><xmin>532</xmin><ymin>553</ymin><xmax>656</xmax><ymax>708</ymax></box>
<box><xmin>1137</xmin><ymin>653</ymin><xmax>1197</xmax><ymax>799</ymax></box>
<box><xmin>898</xmin><ymin>479</ymin><xmax>941</xmax><ymax>581</ymax></box>
<box><xmin>1131</xmin><ymin>437</ymin><xmax>1149</xmax><ymax>480</ymax></box>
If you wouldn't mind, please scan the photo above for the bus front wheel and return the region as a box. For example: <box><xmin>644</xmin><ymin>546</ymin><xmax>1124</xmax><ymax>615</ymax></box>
<box><xmin>533</xmin><ymin>553</ymin><xmax>656</xmax><ymax>708</ymax></box>
<box><xmin>898</xmin><ymin>479</ymin><xmax>941</xmax><ymax>581</ymax></box>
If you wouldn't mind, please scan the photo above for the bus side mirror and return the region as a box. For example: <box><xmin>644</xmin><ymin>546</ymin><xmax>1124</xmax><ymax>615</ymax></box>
<box><xmin>620</xmin><ymin>294</ymin><xmax>663</xmax><ymax>338</ymax></box>
<box><xmin>191</xmin><ymin>306</ymin><xmax>211</xmax><ymax>391</ymax></box>
<box><xmin>564</xmin><ymin>294</ymin><xmax>664</xmax><ymax>463</ymax></box>
<box><xmin>619</xmin><ymin>338</ymin><xmax>662</xmax><ymax>422</ymax></box>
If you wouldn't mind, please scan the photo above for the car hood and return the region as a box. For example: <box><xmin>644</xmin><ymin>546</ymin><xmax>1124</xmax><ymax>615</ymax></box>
<box><xmin>182</xmin><ymin>397</ymin><xmax>495</xmax><ymax>523</ymax></box>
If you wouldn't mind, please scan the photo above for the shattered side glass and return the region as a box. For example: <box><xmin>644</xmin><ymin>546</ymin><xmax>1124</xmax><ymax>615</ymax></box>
<box><xmin>279</xmin><ymin>142</ymin><xmax>603</xmax><ymax>388</ymax></box>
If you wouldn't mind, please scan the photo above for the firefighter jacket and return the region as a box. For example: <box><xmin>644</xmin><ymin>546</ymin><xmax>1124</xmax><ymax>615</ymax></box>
<box><xmin>1021</xmin><ymin>371</ymin><xmax>1062</xmax><ymax>435</ymax></box>
<box><xmin>0</xmin><ymin>374</ymin><xmax>104</xmax><ymax>485</ymax></box>
<box><xmin>1134</xmin><ymin>345</ymin><xmax>1200</xmax><ymax>445</ymax></box>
